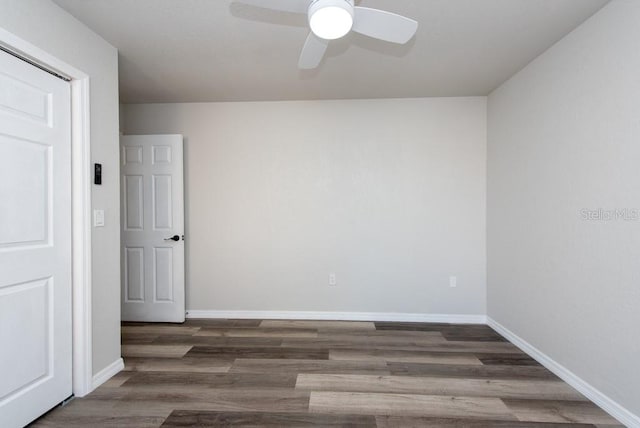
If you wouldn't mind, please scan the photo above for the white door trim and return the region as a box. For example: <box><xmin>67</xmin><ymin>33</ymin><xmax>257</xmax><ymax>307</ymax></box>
<box><xmin>0</xmin><ymin>28</ymin><xmax>94</xmax><ymax>397</ymax></box>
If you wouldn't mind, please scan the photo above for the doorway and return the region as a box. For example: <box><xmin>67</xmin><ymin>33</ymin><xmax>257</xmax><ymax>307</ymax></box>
<box><xmin>0</xmin><ymin>28</ymin><xmax>93</xmax><ymax>426</ymax></box>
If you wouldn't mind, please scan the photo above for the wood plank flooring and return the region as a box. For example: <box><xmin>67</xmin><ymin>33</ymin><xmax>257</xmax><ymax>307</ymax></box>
<box><xmin>32</xmin><ymin>320</ymin><xmax>623</xmax><ymax>427</ymax></box>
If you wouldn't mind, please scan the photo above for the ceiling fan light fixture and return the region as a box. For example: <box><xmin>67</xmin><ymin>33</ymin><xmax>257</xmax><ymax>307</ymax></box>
<box><xmin>309</xmin><ymin>0</ymin><xmax>354</xmax><ymax>40</ymax></box>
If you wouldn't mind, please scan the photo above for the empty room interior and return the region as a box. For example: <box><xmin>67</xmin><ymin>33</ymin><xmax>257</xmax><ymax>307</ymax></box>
<box><xmin>0</xmin><ymin>0</ymin><xmax>639</xmax><ymax>426</ymax></box>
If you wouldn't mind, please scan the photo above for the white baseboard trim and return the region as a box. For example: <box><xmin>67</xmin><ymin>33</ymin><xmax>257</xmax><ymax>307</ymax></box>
<box><xmin>487</xmin><ymin>317</ymin><xmax>639</xmax><ymax>428</ymax></box>
<box><xmin>186</xmin><ymin>310</ymin><xmax>487</xmax><ymax>324</ymax></box>
<box><xmin>91</xmin><ymin>358</ymin><xmax>124</xmax><ymax>391</ymax></box>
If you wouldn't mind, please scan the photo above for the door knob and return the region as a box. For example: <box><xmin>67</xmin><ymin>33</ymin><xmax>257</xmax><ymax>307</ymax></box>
<box><xmin>164</xmin><ymin>235</ymin><xmax>180</xmax><ymax>242</ymax></box>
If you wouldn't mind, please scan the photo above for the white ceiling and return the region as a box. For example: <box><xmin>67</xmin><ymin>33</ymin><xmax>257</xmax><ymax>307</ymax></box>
<box><xmin>53</xmin><ymin>0</ymin><xmax>608</xmax><ymax>103</ymax></box>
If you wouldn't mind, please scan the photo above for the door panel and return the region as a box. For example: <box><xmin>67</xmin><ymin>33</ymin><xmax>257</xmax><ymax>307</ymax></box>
<box><xmin>124</xmin><ymin>175</ymin><xmax>144</xmax><ymax>230</ymax></box>
<box><xmin>152</xmin><ymin>175</ymin><xmax>172</xmax><ymax>230</ymax></box>
<box><xmin>0</xmin><ymin>70</ymin><xmax>52</xmax><ymax>124</ymax></box>
<box><xmin>0</xmin><ymin>278</ymin><xmax>50</xmax><ymax>398</ymax></box>
<box><xmin>0</xmin><ymin>50</ymin><xmax>72</xmax><ymax>428</ymax></box>
<box><xmin>0</xmin><ymin>136</ymin><xmax>49</xmax><ymax>246</ymax></box>
<box><xmin>154</xmin><ymin>247</ymin><xmax>173</xmax><ymax>302</ymax></box>
<box><xmin>125</xmin><ymin>247</ymin><xmax>145</xmax><ymax>302</ymax></box>
<box><xmin>121</xmin><ymin>135</ymin><xmax>185</xmax><ymax>322</ymax></box>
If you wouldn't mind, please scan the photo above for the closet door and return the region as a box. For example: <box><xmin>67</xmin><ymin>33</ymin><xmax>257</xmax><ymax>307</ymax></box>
<box><xmin>0</xmin><ymin>49</ymin><xmax>72</xmax><ymax>427</ymax></box>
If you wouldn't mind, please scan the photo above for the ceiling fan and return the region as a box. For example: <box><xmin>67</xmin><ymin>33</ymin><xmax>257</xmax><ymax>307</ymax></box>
<box><xmin>233</xmin><ymin>0</ymin><xmax>419</xmax><ymax>69</ymax></box>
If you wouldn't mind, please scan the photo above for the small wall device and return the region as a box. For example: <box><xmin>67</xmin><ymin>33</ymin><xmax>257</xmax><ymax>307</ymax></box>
<box><xmin>94</xmin><ymin>163</ymin><xmax>102</xmax><ymax>185</ymax></box>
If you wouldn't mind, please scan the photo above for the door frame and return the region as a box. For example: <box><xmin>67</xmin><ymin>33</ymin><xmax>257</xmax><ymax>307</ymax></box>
<box><xmin>0</xmin><ymin>28</ymin><xmax>94</xmax><ymax>397</ymax></box>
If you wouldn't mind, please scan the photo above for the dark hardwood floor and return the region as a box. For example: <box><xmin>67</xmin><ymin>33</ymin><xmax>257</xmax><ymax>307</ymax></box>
<box><xmin>32</xmin><ymin>320</ymin><xmax>622</xmax><ymax>427</ymax></box>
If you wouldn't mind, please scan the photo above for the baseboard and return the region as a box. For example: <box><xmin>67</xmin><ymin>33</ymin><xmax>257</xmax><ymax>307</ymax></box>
<box><xmin>487</xmin><ymin>317</ymin><xmax>639</xmax><ymax>428</ymax></box>
<box><xmin>186</xmin><ymin>310</ymin><xmax>487</xmax><ymax>324</ymax></box>
<box><xmin>91</xmin><ymin>358</ymin><xmax>124</xmax><ymax>391</ymax></box>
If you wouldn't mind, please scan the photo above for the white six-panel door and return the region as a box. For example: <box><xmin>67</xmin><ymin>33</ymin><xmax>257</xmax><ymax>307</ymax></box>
<box><xmin>121</xmin><ymin>135</ymin><xmax>185</xmax><ymax>322</ymax></box>
<box><xmin>0</xmin><ymin>51</ymin><xmax>72</xmax><ymax>427</ymax></box>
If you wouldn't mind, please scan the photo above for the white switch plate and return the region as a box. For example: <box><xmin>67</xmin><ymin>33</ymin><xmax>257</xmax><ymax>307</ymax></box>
<box><xmin>329</xmin><ymin>273</ymin><xmax>337</xmax><ymax>286</ymax></box>
<box><xmin>93</xmin><ymin>209</ymin><xmax>105</xmax><ymax>227</ymax></box>
<box><xmin>449</xmin><ymin>276</ymin><xmax>457</xmax><ymax>288</ymax></box>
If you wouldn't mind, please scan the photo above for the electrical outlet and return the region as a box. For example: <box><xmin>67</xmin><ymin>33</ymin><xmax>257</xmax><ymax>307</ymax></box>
<box><xmin>449</xmin><ymin>276</ymin><xmax>457</xmax><ymax>288</ymax></box>
<box><xmin>329</xmin><ymin>273</ymin><xmax>337</xmax><ymax>286</ymax></box>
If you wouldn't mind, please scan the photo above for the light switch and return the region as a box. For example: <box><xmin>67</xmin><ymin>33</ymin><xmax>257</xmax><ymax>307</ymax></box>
<box><xmin>94</xmin><ymin>209</ymin><xmax>105</xmax><ymax>227</ymax></box>
<box><xmin>329</xmin><ymin>273</ymin><xmax>337</xmax><ymax>286</ymax></box>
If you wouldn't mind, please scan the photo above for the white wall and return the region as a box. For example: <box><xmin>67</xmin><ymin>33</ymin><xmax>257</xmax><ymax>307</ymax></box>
<box><xmin>0</xmin><ymin>0</ymin><xmax>121</xmax><ymax>375</ymax></box>
<box><xmin>123</xmin><ymin>98</ymin><xmax>487</xmax><ymax>317</ymax></box>
<box><xmin>488</xmin><ymin>0</ymin><xmax>640</xmax><ymax>419</ymax></box>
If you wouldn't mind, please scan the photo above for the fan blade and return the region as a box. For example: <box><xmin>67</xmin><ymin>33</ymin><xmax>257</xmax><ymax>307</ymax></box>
<box><xmin>352</xmin><ymin>7</ymin><xmax>418</xmax><ymax>44</ymax></box>
<box><xmin>232</xmin><ymin>0</ymin><xmax>308</xmax><ymax>14</ymax></box>
<box><xmin>298</xmin><ymin>32</ymin><xmax>329</xmax><ymax>69</ymax></box>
